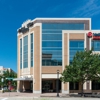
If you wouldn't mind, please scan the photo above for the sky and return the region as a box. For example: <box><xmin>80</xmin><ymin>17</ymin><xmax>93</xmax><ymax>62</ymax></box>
<box><xmin>0</xmin><ymin>0</ymin><xmax>100</xmax><ymax>72</ymax></box>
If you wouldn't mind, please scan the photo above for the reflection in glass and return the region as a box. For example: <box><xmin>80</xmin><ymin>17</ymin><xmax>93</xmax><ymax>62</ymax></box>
<box><xmin>92</xmin><ymin>40</ymin><xmax>100</xmax><ymax>51</ymax></box>
<box><xmin>23</xmin><ymin>35</ymin><xmax>28</xmax><ymax>68</ymax></box>
<box><xmin>70</xmin><ymin>40</ymin><xmax>84</xmax><ymax>64</ymax></box>
<box><xmin>42</xmin><ymin>23</ymin><xmax>85</xmax><ymax>66</ymax></box>
<box><xmin>31</xmin><ymin>33</ymin><xmax>33</xmax><ymax>67</ymax></box>
<box><xmin>20</xmin><ymin>39</ymin><xmax>22</xmax><ymax>69</ymax></box>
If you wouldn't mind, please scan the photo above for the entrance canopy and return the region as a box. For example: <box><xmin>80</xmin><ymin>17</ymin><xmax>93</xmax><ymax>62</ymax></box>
<box><xmin>13</xmin><ymin>78</ymin><xmax>33</xmax><ymax>81</ymax></box>
<box><xmin>6</xmin><ymin>78</ymin><xmax>14</xmax><ymax>80</ymax></box>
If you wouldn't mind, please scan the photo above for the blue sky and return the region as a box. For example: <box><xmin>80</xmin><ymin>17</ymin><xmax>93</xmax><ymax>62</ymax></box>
<box><xmin>0</xmin><ymin>0</ymin><xmax>100</xmax><ymax>72</ymax></box>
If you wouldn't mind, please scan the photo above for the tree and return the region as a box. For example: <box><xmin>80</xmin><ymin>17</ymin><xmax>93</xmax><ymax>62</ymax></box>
<box><xmin>0</xmin><ymin>70</ymin><xmax>17</xmax><ymax>90</ymax></box>
<box><xmin>61</xmin><ymin>49</ymin><xmax>100</xmax><ymax>96</ymax></box>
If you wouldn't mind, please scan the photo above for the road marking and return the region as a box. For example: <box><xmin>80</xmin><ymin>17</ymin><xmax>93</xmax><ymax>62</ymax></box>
<box><xmin>1</xmin><ymin>98</ymin><xmax>8</xmax><ymax>100</ymax></box>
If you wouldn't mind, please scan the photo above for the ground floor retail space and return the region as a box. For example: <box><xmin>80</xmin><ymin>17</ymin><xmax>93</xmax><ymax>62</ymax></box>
<box><xmin>17</xmin><ymin>79</ymin><xmax>100</xmax><ymax>93</ymax></box>
<box><xmin>42</xmin><ymin>79</ymin><xmax>61</xmax><ymax>93</ymax></box>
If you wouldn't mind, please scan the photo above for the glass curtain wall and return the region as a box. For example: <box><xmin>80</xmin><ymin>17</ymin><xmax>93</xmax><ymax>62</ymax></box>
<box><xmin>92</xmin><ymin>40</ymin><xmax>100</xmax><ymax>51</ymax></box>
<box><xmin>42</xmin><ymin>23</ymin><xmax>84</xmax><ymax>66</ymax></box>
<box><xmin>20</xmin><ymin>39</ymin><xmax>22</xmax><ymax>69</ymax></box>
<box><xmin>70</xmin><ymin>40</ymin><xmax>84</xmax><ymax>64</ymax></box>
<box><xmin>23</xmin><ymin>35</ymin><xmax>28</xmax><ymax>68</ymax></box>
<box><xmin>30</xmin><ymin>33</ymin><xmax>33</xmax><ymax>67</ymax></box>
<box><xmin>92</xmin><ymin>81</ymin><xmax>100</xmax><ymax>90</ymax></box>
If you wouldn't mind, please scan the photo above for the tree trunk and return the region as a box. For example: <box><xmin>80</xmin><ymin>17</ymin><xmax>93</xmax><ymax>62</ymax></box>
<box><xmin>81</xmin><ymin>82</ymin><xmax>84</xmax><ymax>97</ymax></box>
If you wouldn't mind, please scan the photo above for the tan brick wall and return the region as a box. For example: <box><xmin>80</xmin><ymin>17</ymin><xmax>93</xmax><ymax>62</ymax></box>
<box><xmin>86</xmin><ymin>36</ymin><xmax>90</xmax><ymax>50</ymax></box>
<box><xmin>64</xmin><ymin>33</ymin><xmax>69</xmax><ymax>91</ymax></box>
<box><xmin>30</xmin><ymin>26</ymin><xmax>41</xmax><ymax>91</ymax></box>
<box><xmin>20</xmin><ymin>69</ymin><xmax>22</xmax><ymax>75</ymax></box>
<box><xmin>17</xmin><ymin>36</ymin><xmax>20</xmax><ymax>78</ymax></box>
<box><xmin>17</xmin><ymin>35</ymin><xmax>21</xmax><ymax>91</ymax></box>
<box><xmin>42</xmin><ymin>67</ymin><xmax>62</xmax><ymax>74</ymax></box>
<box><xmin>64</xmin><ymin>33</ymin><xmax>68</xmax><ymax>67</ymax></box>
<box><xmin>18</xmin><ymin>34</ymin><xmax>22</xmax><ymax>38</ymax></box>
<box><xmin>69</xmin><ymin>33</ymin><xmax>84</xmax><ymax>40</ymax></box>
<box><xmin>30</xmin><ymin>67</ymin><xmax>33</xmax><ymax>75</ymax></box>
<box><xmin>64</xmin><ymin>83</ymin><xmax>68</xmax><ymax>91</ymax></box>
<box><xmin>18</xmin><ymin>26</ymin><xmax>41</xmax><ymax>92</ymax></box>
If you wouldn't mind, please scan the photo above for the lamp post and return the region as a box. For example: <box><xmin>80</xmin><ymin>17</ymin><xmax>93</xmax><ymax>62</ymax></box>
<box><xmin>1</xmin><ymin>78</ymin><xmax>4</xmax><ymax>92</ymax></box>
<box><xmin>57</xmin><ymin>70</ymin><xmax>59</xmax><ymax>97</ymax></box>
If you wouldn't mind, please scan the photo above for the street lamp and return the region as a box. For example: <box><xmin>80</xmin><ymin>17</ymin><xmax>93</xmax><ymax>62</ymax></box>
<box><xmin>57</xmin><ymin>70</ymin><xmax>59</xmax><ymax>97</ymax></box>
<box><xmin>1</xmin><ymin>78</ymin><xmax>4</xmax><ymax>92</ymax></box>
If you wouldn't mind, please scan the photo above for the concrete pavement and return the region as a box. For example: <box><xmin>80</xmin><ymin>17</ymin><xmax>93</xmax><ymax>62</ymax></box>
<box><xmin>0</xmin><ymin>92</ymin><xmax>40</xmax><ymax>97</ymax></box>
<box><xmin>0</xmin><ymin>92</ymin><xmax>67</xmax><ymax>98</ymax></box>
<box><xmin>1</xmin><ymin>97</ymin><xmax>100</xmax><ymax>100</ymax></box>
<box><xmin>0</xmin><ymin>92</ymin><xmax>100</xmax><ymax>100</ymax></box>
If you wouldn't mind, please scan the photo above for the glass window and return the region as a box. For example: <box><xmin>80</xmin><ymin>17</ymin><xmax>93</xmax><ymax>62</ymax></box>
<box><xmin>42</xmin><ymin>58</ymin><xmax>62</xmax><ymax>66</ymax></box>
<box><xmin>92</xmin><ymin>81</ymin><xmax>100</xmax><ymax>90</ymax></box>
<box><xmin>42</xmin><ymin>30</ymin><xmax>62</xmax><ymax>34</ymax></box>
<box><xmin>42</xmin><ymin>47</ymin><xmax>62</xmax><ymax>50</ymax></box>
<box><xmin>42</xmin><ymin>34</ymin><xmax>62</xmax><ymax>40</ymax></box>
<box><xmin>70</xmin><ymin>41</ymin><xmax>84</xmax><ymax>47</ymax></box>
<box><xmin>92</xmin><ymin>40</ymin><xmax>100</xmax><ymax>51</ymax></box>
<box><xmin>70</xmin><ymin>40</ymin><xmax>84</xmax><ymax>64</ymax></box>
<box><xmin>42</xmin><ymin>41</ymin><xmax>62</xmax><ymax>47</ymax></box>
<box><xmin>42</xmin><ymin>23</ymin><xmax>85</xmax><ymax>66</ymax></box>
<box><xmin>20</xmin><ymin>39</ymin><xmax>22</xmax><ymax>69</ymax></box>
<box><xmin>30</xmin><ymin>33</ymin><xmax>33</xmax><ymax>67</ymax></box>
<box><xmin>70</xmin><ymin>82</ymin><xmax>79</xmax><ymax>90</ymax></box>
<box><xmin>23</xmin><ymin>35</ymin><xmax>28</xmax><ymax>68</ymax></box>
<box><xmin>42</xmin><ymin>23</ymin><xmax>84</xmax><ymax>30</ymax></box>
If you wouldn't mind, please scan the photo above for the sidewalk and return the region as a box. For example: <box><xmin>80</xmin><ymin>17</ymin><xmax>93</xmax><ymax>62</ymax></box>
<box><xmin>0</xmin><ymin>92</ymin><xmax>40</xmax><ymax>97</ymax></box>
<box><xmin>41</xmin><ymin>93</ymin><xmax>69</xmax><ymax>97</ymax></box>
<box><xmin>0</xmin><ymin>92</ymin><xmax>68</xmax><ymax>98</ymax></box>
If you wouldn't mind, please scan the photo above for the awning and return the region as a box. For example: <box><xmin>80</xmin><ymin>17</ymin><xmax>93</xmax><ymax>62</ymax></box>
<box><xmin>6</xmin><ymin>78</ymin><xmax>14</xmax><ymax>80</ymax></box>
<box><xmin>13</xmin><ymin>78</ymin><xmax>33</xmax><ymax>81</ymax></box>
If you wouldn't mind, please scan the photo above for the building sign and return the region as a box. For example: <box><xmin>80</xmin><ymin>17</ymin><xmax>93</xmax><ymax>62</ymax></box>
<box><xmin>93</xmin><ymin>33</ymin><xmax>100</xmax><ymax>40</ymax></box>
<box><xmin>87</xmin><ymin>32</ymin><xmax>92</xmax><ymax>38</ymax></box>
<box><xmin>87</xmin><ymin>32</ymin><xmax>100</xmax><ymax>40</ymax></box>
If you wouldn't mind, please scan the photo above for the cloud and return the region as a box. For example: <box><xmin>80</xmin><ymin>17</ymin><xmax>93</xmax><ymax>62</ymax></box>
<box><xmin>72</xmin><ymin>0</ymin><xmax>100</xmax><ymax>17</ymax></box>
<box><xmin>42</xmin><ymin>0</ymin><xmax>100</xmax><ymax>18</ymax></box>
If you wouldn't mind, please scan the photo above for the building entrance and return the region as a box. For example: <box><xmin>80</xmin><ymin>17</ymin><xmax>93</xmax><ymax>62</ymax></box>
<box><xmin>20</xmin><ymin>81</ymin><xmax>33</xmax><ymax>92</ymax></box>
<box><xmin>42</xmin><ymin>79</ymin><xmax>61</xmax><ymax>93</ymax></box>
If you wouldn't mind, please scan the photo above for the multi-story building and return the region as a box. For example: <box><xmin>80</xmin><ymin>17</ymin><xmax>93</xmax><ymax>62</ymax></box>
<box><xmin>0</xmin><ymin>66</ymin><xmax>15</xmax><ymax>75</ymax></box>
<box><xmin>16</xmin><ymin>18</ymin><xmax>100</xmax><ymax>94</ymax></box>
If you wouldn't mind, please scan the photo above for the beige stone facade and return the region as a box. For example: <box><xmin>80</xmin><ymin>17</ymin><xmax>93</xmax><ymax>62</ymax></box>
<box><xmin>16</xmin><ymin>18</ymin><xmax>100</xmax><ymax>94</ymax></box>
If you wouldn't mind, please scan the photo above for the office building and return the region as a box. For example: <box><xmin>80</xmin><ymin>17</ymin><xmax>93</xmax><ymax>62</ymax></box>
<box><xmin>16</xmin><ymin>18</ymin><xmax>100</xmax><ymax>93</ymax></box>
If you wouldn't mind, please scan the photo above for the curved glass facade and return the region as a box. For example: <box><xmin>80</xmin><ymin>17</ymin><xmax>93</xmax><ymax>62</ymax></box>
<box><xmin>42</xmin><ymin>23</ymin><xmax>84</xmax><ymax>66</ymax></box>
